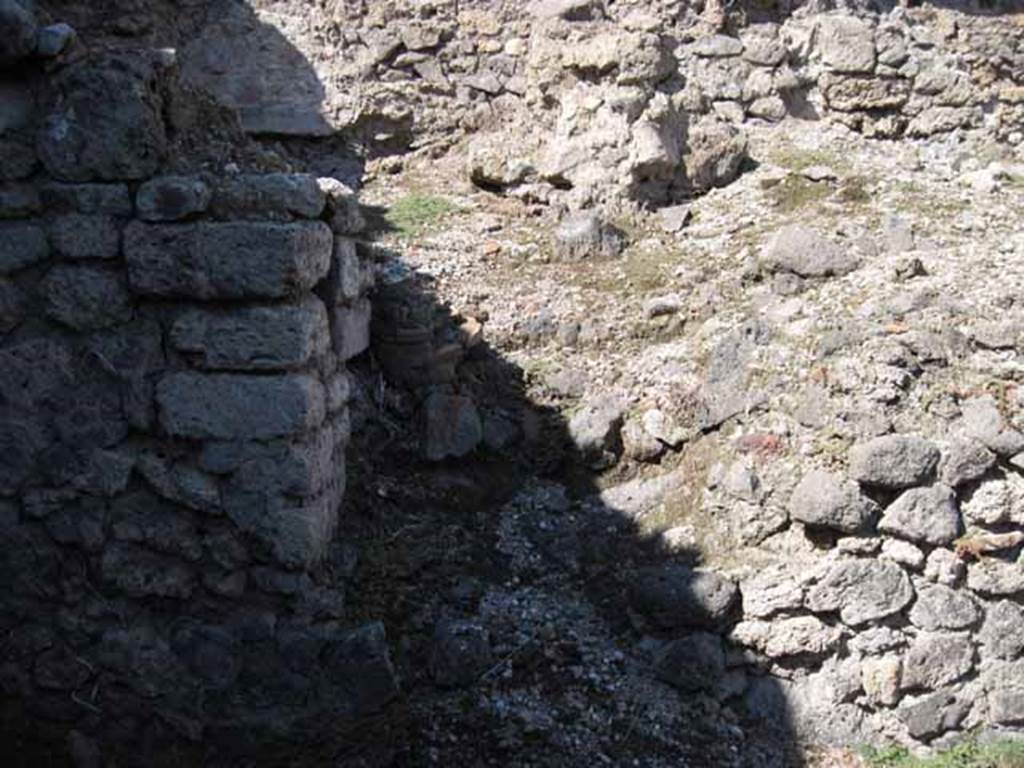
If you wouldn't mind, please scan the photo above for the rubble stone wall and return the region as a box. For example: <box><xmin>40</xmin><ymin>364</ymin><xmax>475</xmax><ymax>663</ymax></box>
<box><xmin>0</xmin><ymin>30</ymin><xmax>390</xmax><ymax>761</ymax></box>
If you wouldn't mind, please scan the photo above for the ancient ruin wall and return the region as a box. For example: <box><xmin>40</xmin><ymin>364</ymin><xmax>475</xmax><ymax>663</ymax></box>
<box><xmin>0</xmin><ymin>33</ymin><xmax>392</xmax><ymax>760</ymax></box>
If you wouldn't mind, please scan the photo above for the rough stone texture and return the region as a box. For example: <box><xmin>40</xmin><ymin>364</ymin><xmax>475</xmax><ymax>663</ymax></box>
<box><xmin>554</xmin><ymin>212</ymin><xmax>626</xmax><ymax>261</ymax></box>
<box><xmin>422</xmin><ymin>392</ymin><xmax>483</xmax><ymax>461</ymax></box>
<box><xmin>0</xmin><ymin>222</ymin><xmax>48</xmax><ymax>273</ymax></box>
<box><xmin>212</xmin><ymin>174</ymin><xmax>326</xmax><ymax>220</ymax></box>
<box><xmin>900</xmin><ymin>691</ymin><xmax>970</xmax><ymax>740</ymax></box>
<box><xmin>631</xmin><ymin>564</ymin><xmax>738</xmax><ymax>629</ymax></box>
<box><xmin>653</xmin><ymin>633</ymin><xmax>725</xmax><ymax>692</ymax></box>
<box><xmin>788</xmin><ymin>469</ymin><xmax>877</xmax><ymax>533</ymax></box>
<box><xmin>124</xmin><ymin>221</ymin><xmax>332</xmax><ymax>299</ymax></box>
<box><xmin>909</xmin><ymin>584</ymin><xmax>980</xmax><ymax>632</ymax></box>
<box><xmin>967</xmin><ymin>559</ymin><xmax>1024</xmax><ymax>597</ymax></box>
<box><xmin>959</xmin><ymin>396</ymin><xmax>1024</xmax><ymax>457</ymax></box>
<box><xmin>569</xmin><ymin>393</ymin><xmax>626</xmax><ymax>458</ymax></box>
<box><xmin>760</xmin><ymin>225</ymin><xmax>859</xmax><ymax>278</ymax></box>
<box><xmin>817</xmin><ymin>16</ymin><xmax>876</xmax><ymax>74</ymax></box>
<box><xmin>805</xmin><ymin>559</ymin><xmax>914</xmax><ymax>626</ymax></box>
<box><xmin>979</xmin><ymin>601</ymin><xmax>1024</xmax><ymax>660</ymax></box>
<box><xmin>848</xmin><ymin>435</ymin><xmax>940</xmax><ymax>490</ymax></box>
<box><xmin>37</xmin><ymin>55</ymin><xmax>167</xmax><ymax>182</ymax></box>
<box><xmin>878</xmin><ymin>484</ymin><xmax>960</xmax><ymax>546</ymax></box>
<box><xmin>136</xmin><ymin>176</ymin><xmax>212</xmax><ymax>221</ymax></box>
<box><xmin>47</xmin><ymin>214</ymin><xmax>121</xmax><ymax>260</ymax></box>
<box><xmin>169</xmin><ymin>298</ymin><xmax>330</xmax><ymax>371</ymax></box>
<box><xmin>731</xmin><ymin>616</ymin><xmax>841</xmax><ymax>659</ymax></box>
<box><xmin>330</xmin><ymin>298</ymin><xmax>372</xmax><ymax>361</ymax></box>
<box><xmin>940</xmin><ymin>438</ymin><xmax>997</xmax><ymax>488</ymax></box>
<box><xmin>41</xmin><ymin>264</ymin><xmax>132</xmax><ymax>330</ymax></box>
<box><xmin>156</xmin><ymin>373</ymin><xmax>326</xmax><ymax>440</ymax></box>
<box><xmin>901</xmin><ymin>633</ymin><xmax>974</xmax><ymax>691</ymax></box>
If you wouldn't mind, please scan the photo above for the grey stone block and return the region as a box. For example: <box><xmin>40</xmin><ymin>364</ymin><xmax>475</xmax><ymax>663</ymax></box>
<box><xmin>224</xmin><ymin>479</ymin><xmax>341</xmax><ymax>568</ymax></box>
<box><xmin>0</xmin><ymin>183</ymin><xmax>40</xmax><ymax>219</ymax></box>
<box><xmin>319</xmin><ymin>178</ymin><xmax>365</xmax><ymax>235</ymax></box>
<box><xmin>48</xmin><ymin>214</ymin><xmax>120</xmax><ymax>259</ymax></box>
<box><xmin>37</xmin><ymin>55</ymin><xmax>167</xmax><ymax>182</ymax></box>
<box><xmin>100</xmin><ymin>544</ymin><xmax>195</xmax><ymax>599</ymax></box>
<box><xmin>322</xmin><ymin>237</ymin><xmax>374</xmax><ymax>305</ymax></box>
<box><xmin>0</xmin><ymin>137</ymin><xmax>38</xmax><ymax>181</ymax></box>
<box><xmin>331</xmin><ymin>298</ymin><xmax>371</xmax><ymax>360</ymax></box>
<box><xmin>110</xmin><ymin>490</ymin><xmax>204</xmax><ymax>562</ymax></box>
<box><xmin>39</xmin><ymin>183</ymin><xmax>133</xmax><ymax>215</ymax></box>
<box><xmin>211</xmin><ymin>174</ymin><xmax>325</xmax><ymax>220</ymax></box>
<box><xmin>42</xmin><ymin>264</ymin><xmax>132</xmax><ymax>330</ymax></box>
<box><xmin>0</xmin><ymin>222</ymin><xmax>48</xmax><ymax>273</ymax></box>
<box><xmin>169</xmin><ymin>297</ymin><xmax>329</xmax><ymax>371</ymax></box>
<box><xmin>156</xmin><ymin>372</ymin><xmax>326</xmax><ymax>440</ymax></box>
<box><xmin>124</xmin><ymin>221</ymin><xmax>332</xmax><ymax>299</ymax></box>
<box><xmin>0</xmin><ymin>277</ymin><xmax>26</xmax><ymax>333</ymax></box>
<box><xmin>136</xmin><ymin>176</ymin><xmax>211</xmax><ymax>221</ymax></box>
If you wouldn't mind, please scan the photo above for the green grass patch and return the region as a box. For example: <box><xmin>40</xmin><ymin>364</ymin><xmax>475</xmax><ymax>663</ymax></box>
<box><xmin>861</xmin><ymin>738</ymin><xmax>1024</xmax><ymax>768</ymax></box>
<box><xmin>382</xmin><ymin>194</ymin><xmax>457</xmax><ymax>238</ymax></box>
<box><xmin>767</xmin><ymin>146</ymin><xmax>844</xmax><ymax>173</ymax></box>
<box><xmin>766</xmin><ymin>175</ymin><xmax>832</xmax><ymax>213</ymax></box>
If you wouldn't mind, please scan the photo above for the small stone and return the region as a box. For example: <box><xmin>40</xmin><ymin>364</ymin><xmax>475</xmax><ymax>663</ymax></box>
<box><xmin>848</xmin><ymin>434</ymin><xmax>940</xmax><ymax>490</ymax></box>
<box><xmin>554</xmin><ymin>212</ymin><xmax>626</xmax><ymax>261</ymax></box>
<box><xmin>630</xmin><ymin>564</ymin><xmax>738</xmax><ymax>629</ymax></box>
<box><xmin>759</xmin><ymin>225</ymin><xmax>859</xmax><ymax>278</ymax></box>
<box><xmin>924</xmin><ymin>548</ymin><xmax>965</xmax><ymax>587</ymax></box>
<box><xmin>530</xmin><ymin>0</ymin><xmax>604</xmax><ymax>21</ymax></box>
<box><xmin>862</xmin><ymin>656</ymin><xmax>901</xmax><ymax>707</ymax></box>
<box><xmin>900</xmin><ymin>691</ymin><xmax>970</xmax><ymax>740</ymax></box>
<box><xmin>41</xmin><ymin>264</ymin><xmax>132</xmax><ymax>330</ymax></box>
<box><xmin>960</xmin><ymin>396</ymin><xmax>1024</xmax><ymax>457</ymax></box>
<box><xmin>212</xmin><ymin>173</ymin><xmax>325</xmax><ymax>220</ymax></box>
<box><xmin>422</xmin><ymin>393</ymin><xmax>483</xmax><ymax>461</ymax></box>
<box><xmin>653</xmin><ymin>633</ymin><xmax>724</xmax><ymax>692</ymax></box>
<box><xmin>940</xmin><ymin>438</ymin><xmax>997</xmax><ymax>487</ymax></box>
<box><xmin>658</xmin><ymin>204</ymin><xmax>691</xmax><ymax>232</ymax></box>
<box><xmin>693</xmin><ymin>35</ymin><xmax>743</xmax><ymax>58</ymax></box>
<box><xmin>837</xmin><ymin>536</ymin><xmax>881</xmax><ymax>555</ymax></box>
<box><xmin>0</xmin><ymin>278</ymin><xmax>26</xmax><ymax>333</ymax></box>
<box><xmin>817</xmin><ymin>16</ymin><xmax>876</xmax><ymax>74</ymax></box>
<box><xmin>961</xmin><ymin>475</ymin><xmax>1024</xmax><ymax>527</ymax></box>
<box><xmin>909</xmin><ymin>584</ymin><xmax>980</xmax><ymax>631</ymax></box>
<box><xmin>979</xmin><ymin>601</ymin><xmax>1024</xmax><ymax>660</ymax></box>
<box><xmin>36</xmin><ymin>23</ymin><xmax>76</xmax><ymax>58</ymax></box>
<box><xmin>136</xmin><ymin>176</ymin><xmax>211</xmax><ymax>221</ymax></box>
<box><xmin>878</xmin><ymin>484</ymin><xmax>960</xmax><ymax>546</ymax></box>
<box><xmin>881</xmin><ymin>538</ymin><xmax>925</xmax><ymax>570</ymax></box>
<box><xmin>968</xmin><ymin>559</ymin><xmax>1024</xmax><ymax>597</ymax></box>
<box><xmin>732</xmin><ymin>616</ymin><xmax>841</xmax><ymax>659</ymax></box>
<box><xmin>901</xmin><ymin>633</ymin><xmax>974</xmax><ymax>690</ymax></box>
<box><xmin>805</xmin><ymin>559</ymin><xmax>914</xmax><ymax>627</ymax></box>
<box><xmin>789</xmin><ymin>469</ymin><xmax>877</xmax><ymax>533</ymax></box>
<box><xmin>0</xmin><ymin>222</ymin><xmax>48</xmax><ymax>274</ymax></box>
<box><xmin>569</xmin><ymin>394</ymin><xmax>626</xmax><ymax>458</ymax></box>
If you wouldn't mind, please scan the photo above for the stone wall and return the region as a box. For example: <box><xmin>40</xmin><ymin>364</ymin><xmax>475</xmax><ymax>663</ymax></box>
<box><xmin>0</xmin><ymin>23</ymin><xmax>391</xmax><ymax>762</ymax></box>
